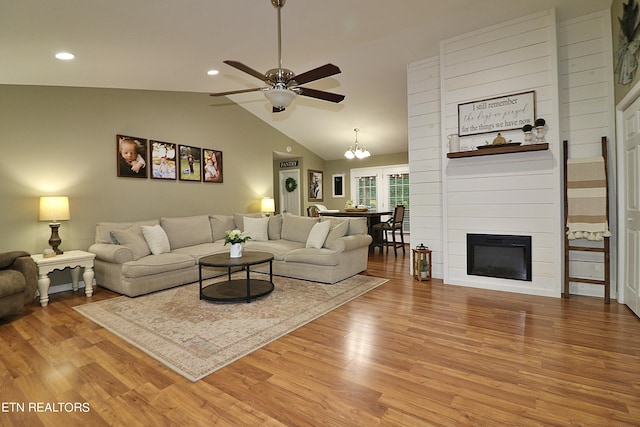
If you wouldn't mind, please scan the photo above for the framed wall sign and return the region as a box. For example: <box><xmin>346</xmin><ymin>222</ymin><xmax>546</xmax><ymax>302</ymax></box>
<box><xmin>332</xmin><ymin>173</ymin><xmax>345</xmax><ymax>198</ymax></box>
<box><xmin>458</xmin><ymin>91</ymin><xmax>536</xmax><ymax>137</ymax></box>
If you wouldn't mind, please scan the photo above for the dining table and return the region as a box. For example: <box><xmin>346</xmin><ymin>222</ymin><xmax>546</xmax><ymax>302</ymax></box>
<box><xmin>318</xmin><ymin>209</ymin><xmax>392</xmax><ymax>250</ymax></box>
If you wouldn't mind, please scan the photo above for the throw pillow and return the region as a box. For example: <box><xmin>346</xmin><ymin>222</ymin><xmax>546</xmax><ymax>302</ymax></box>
<box><xmin>306</xmin><ymin>220</ymin><xmax>332</xmax><ymax>249</ymax></box>
<box><xmin>141</xmin><ymin>224</ymin><xmax>171</xmax><ymax>255</ymax></box>
<box><xmin>268</xmin><ymin>214</ymin><xmax>283</xmax><ymax>240</ymax></box>
<box><xmin>243</xmin><ymin>216</ymin><xmax>270</xmax><ymax>241</ymax></box>
<box><xmin>323</xmin><ymin>220</ymin><xmax>349</xmax><ymax>248</ymax></box>
<box><xmin>110</xmin><ymin>228</ymin><xmax>151</xmax><ymax>260</ymax></box>
<box><xmin>233</xmin><ymin>213</ymin><xmax>262</xmax><ymax>231</ymax></box>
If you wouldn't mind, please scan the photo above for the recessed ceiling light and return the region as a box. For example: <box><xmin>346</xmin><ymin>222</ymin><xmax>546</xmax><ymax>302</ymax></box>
<box><xmin>207</xmin><ymin>69</ymin><xmax>219</xmax><ymax>76</ymax></box>
<box><xmin>55</xmin><ymin>52</ymin><xmax>75</xmax><ymax>60</ymax></box>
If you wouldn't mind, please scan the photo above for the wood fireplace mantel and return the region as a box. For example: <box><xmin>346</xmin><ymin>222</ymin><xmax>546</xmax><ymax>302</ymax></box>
<box><xmin>446</xmin><ymin>143</ymin><xmax>549</xmax><ymax>159</ymax></box>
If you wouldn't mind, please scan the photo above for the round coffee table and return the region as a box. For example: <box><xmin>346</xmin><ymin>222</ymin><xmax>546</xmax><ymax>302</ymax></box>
<box><xmin>199</xmin><ymin>251</ymin><xmax>274</xmax><ymax>303</ymax></box>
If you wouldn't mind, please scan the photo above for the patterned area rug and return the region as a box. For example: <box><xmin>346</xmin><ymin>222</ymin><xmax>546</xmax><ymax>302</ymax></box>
<box><xmin>73</xmin><ymin>274</ymin><xmax>387</xmax><ymax>382</ymax></box>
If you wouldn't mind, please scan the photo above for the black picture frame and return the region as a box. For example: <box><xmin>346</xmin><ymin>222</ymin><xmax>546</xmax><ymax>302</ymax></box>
<box><xmin>150</xmin><ymin>140</ymin><xmax>177</xmax><ymax>180</ymax></box>
<box><xmin>308</xmin><ymin>170</ymin><xmax>323</xmax><ymax>201</ymax></box>
<box><xmin>202</xmin><ymin>148</ymin><xmax>223</xmax><ymax>183</ymax></box>
<box><xmin>178</xmin><ymin>144</ymin><xmax>202</xmax><ymax>181</ymax></box>
<box><xmin>117</xmin><ymin>134</ymin><xmax>148</xmax><ymax>178</ymax></box>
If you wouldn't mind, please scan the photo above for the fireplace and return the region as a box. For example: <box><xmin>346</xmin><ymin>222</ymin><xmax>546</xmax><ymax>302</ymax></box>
<box><xmin>467</xmin><ymin>234</ymin><xmax>532</xmax><ymax>281</ymax></box>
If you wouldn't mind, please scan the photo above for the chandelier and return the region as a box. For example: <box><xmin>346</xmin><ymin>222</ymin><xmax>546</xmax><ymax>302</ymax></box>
<box><xmin>344</xmin><ymin>128</ymin><xmax>370</xmax><ymax>159</ymax></box>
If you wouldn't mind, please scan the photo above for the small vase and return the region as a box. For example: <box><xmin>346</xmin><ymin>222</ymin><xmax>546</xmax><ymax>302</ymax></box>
<box><xmin>535</xmin><ymin>126</ymin><xmax>545</xmax><ymax>144</ymax></box>
<box><xmin>229</xmin><ymin>243</ymin><xmax>243</xmax><ymax>258</ymax></box>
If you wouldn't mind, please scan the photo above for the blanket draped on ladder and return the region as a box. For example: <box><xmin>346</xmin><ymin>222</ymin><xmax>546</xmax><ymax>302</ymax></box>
<box><xmin>566</xmin><ymin>156</ymin><xmax>611</xmax><ymax>241</ymax></box>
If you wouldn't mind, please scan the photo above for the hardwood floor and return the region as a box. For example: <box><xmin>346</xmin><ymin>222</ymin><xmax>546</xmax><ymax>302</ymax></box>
<box><xmin>1</xmin><ymin>251</ymin><xmax>639</xmax><ymax>426</ymax></box>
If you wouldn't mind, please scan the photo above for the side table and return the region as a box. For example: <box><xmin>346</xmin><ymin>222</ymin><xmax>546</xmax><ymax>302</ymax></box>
<box><xmin>31</xmin><ymin>250</ymin><xmax>96</xmax><ymax>307</ymax></box>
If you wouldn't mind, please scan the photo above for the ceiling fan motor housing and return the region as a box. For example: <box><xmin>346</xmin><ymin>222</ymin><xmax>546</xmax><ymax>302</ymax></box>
<box><xmin>266</xmin><ymin>68</ymin><xmax>296</xmax><ymax>85</ymax></box>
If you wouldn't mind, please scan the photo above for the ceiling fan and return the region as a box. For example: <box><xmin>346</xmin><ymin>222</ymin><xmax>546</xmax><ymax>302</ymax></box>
<box><xmin>210</xmin><ymin>0</ymin><xmax>345</xmax><ymax>113</ymax></box>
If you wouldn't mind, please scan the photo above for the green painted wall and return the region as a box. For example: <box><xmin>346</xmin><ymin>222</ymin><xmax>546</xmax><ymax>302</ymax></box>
<box><xmin>0</xmin><ymin>85</ymin><xmax>313</xmax><ymax>254</ymax></box>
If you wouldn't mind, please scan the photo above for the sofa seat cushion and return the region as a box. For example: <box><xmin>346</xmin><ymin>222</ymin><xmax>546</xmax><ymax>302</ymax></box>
<box><xmin>245</xmin><ymin>240</ymin><xmax>304</xmax><ymax>261</ymax></box>
<box><xmin>121</xmin><ymin>253</ymin><xmax>195</xmax><ymax>278</ymax></box>
<box><xmin>283</xmin><ymin>248</ymin><xmax>341</xmax><ymax>266</ymax></box>
<box><xmin>171</xmin><ymin>242</ymin><xmax>227</xmax><ymax>261</ymax></box>
<box><xmin>0</xmin><ymin>271</ymin><xmax>26</xmax><ymax>297</ymax></box>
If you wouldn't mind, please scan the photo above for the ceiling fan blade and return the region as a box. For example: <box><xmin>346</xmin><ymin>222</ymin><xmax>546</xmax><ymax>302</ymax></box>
<box><xmin>223</xmin><ymin>60</ymin><xmax>269</xmax><ymax>82</ymax></box>
<box><xmin>298</xmin><ymin>87</ymin><xmax>345</xmax><ymax>103</ymax></box>
<box><xmin>210</xmin><ymin>87</ymin><xmax>263</xmax><ymax>97</ymax></box>
<box><xmin>292</xmin><ymin>64</ymin><xmax>341</xmax><ymax>85</ymax></box>
<box><xmin>273</xmin><ymin>106</ymin><xmax>286</xmax><ymax>113</ymax></box>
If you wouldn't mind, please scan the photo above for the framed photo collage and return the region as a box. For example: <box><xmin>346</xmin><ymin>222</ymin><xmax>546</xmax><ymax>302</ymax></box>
<box><xmin>116</xmin><ymin>134</ymin><xmax>223</xmax><ymax>183</ymax></box>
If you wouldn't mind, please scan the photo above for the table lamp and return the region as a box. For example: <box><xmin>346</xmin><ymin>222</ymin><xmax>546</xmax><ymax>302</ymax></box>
<box><xmin>261</xmin><ymin>197</ymin><xmax>275</xmax><ymax>216</ymax></box>
<box><xmin>39</xmin><ymin>196</ymin><xmax>70</xmax><ymax>254</ymax></box>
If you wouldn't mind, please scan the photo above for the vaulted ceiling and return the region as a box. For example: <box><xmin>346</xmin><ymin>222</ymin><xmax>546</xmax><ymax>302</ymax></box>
<box><xmin>0</xmin><ymin>0</ymin><xmax>612</xmax><ymax>160</ymax></box>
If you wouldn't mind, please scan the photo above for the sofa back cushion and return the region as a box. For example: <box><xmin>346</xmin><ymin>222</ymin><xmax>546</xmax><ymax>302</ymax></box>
<box><xmin>160</xmin><ymin>215</ymin><xmax>212</xmax><ymax>249</ymax></box>
<box><xmin>209</xmin><ymin>214</ymin><xmax>235</xmax><ymax>241</ymax></box>
<box><xmin>95</xmin><ymin>219</ymin><xmax>159</xmax><ymax>244</ymax></box>
<box><xmin>347</xmin><ymin>217</ymin><xmax>368</xmax><ymax>236</ymax></box>
<box><xmin>281</xmin><ymin>213</ymin><xmax>319</xmax><ymax>243</ymax></box>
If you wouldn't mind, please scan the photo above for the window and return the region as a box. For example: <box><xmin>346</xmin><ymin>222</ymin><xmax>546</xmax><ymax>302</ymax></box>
<box><xmin>351</xmin><ymin>164</ymin><xmax>410</xmax><ymax>232</ymax></box>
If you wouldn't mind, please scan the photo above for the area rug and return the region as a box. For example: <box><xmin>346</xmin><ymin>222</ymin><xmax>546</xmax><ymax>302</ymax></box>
<box><xmin>73</xmin><ymin>274</ymin><xmax>387</xmax><ymax>382</ymax></box>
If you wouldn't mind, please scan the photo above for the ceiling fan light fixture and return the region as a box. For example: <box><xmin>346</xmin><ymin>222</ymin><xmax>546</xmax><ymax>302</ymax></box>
<box><xmin>264</xmin><ymin>87</ymin><xmax>296</xmax><ymax>108</ymax></box>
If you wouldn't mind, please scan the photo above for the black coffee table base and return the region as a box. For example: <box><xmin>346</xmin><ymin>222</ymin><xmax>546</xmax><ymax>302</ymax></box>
<box><xmin>199</xmin><ymin>251</ymin><xmax>274</xmax><ymax>303</ymax></box>
<box><xmin>201</xmin><ymin>278</ymin><xmax>274</xmax><ymax>303</ymax></box>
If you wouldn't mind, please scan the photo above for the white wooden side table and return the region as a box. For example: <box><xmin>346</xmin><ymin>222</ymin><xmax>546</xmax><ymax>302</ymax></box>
<box><xmin>31</xmin><ymin>250</ymin><xmax>96</xmax><ymax>307</ymax></box>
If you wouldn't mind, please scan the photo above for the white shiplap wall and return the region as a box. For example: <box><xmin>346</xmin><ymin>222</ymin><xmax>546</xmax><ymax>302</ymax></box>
<box><xmin>558</xmin><ymin>10</ymin><xmax>616</xmax><ymax>298</ymax></box>
<box><xmin>408</xmin><ymin>9</ymin><xmax>614</xmax><ymax>298</ymax></box>
<box><xmin>408</xmin><ymin>57</ymin><xmax>442</xmax><ymax>277</ymax></box>
<box><xmin>441</xmin><ymin>9</ymin><xmax>561</xmax><ymax>297</ymax></box>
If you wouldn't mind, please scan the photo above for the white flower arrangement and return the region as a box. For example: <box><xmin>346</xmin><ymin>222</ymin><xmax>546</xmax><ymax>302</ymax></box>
<box><xmin>224</xmin><ymin>229</ymin><xmax>251</xmax><ymax>245</ymax></box>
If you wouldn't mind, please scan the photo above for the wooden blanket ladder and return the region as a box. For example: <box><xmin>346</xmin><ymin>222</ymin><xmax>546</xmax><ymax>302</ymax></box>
<box><xmin>562</xmin><ymin>137</ymin><xmax>610</xmax><ymax>303</ymax></box>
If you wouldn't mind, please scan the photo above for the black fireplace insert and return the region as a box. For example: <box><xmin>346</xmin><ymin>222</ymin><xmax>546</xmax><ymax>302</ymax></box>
<box><xmin>467</xmin><ymin>234</ymin><xmax>532</xmax><ymax>281</ymax></box>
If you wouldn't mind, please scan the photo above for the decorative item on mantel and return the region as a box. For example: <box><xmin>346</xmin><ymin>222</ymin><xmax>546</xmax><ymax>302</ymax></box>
<box><xmin>535</xmin><ymin>118</ymin><xmax>546</xmax><ymax>144</ymax></box>
<box><xmin>447</xmin><ymin>134</ymin><xmax>460</xmax><ymax>153</ymax></box>
<box><xmin>522</xmin><ymin>124</ymin><xmax>533</xmax><ymax>144</ymax></box>
<box><xmin>224</xmin><ymin>229</ymin><xmax>251</xmax><ymax>258</ymax></box>
<box><xmin>412</xmin><ymin>243</ymin><xmax>432</xmax><ymax>282</ymax></box>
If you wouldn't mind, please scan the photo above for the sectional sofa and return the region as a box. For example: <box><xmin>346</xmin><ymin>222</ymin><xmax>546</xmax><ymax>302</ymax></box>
<box><xmin>88</xmin><ymin>212</ymin><xmax>372</xmax><ymax>297</ymax></box>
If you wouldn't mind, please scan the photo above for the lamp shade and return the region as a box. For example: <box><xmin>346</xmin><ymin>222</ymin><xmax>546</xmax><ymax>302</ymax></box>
<box><xmin>261</xmin><ymin>197</ymin><xmax>275</xmax><ymax>213</ymax></box>
<box><xmin>39</xmin><ymin>196</ymin><xmax>70</xmax><ymax>222</ymax></box>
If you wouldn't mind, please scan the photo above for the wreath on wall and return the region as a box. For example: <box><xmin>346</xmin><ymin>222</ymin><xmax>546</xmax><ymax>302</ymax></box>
<box><xmin>285</xmin><ymin>177</ymin><xmax>297</xmax><ymax>192</ymax></box>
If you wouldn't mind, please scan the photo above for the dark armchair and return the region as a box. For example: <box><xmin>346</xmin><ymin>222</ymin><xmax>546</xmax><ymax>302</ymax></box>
<box><xmin>0</xmin><ymin>251</ymin><xmax>37</xmax><ymax>318</ymax></box>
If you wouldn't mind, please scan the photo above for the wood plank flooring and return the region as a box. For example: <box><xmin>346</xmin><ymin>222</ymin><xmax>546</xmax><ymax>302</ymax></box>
<box><xmin>1</xmin><ymin>251</ymin><xmax>640</xmax><ymax>426</ymax></box>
